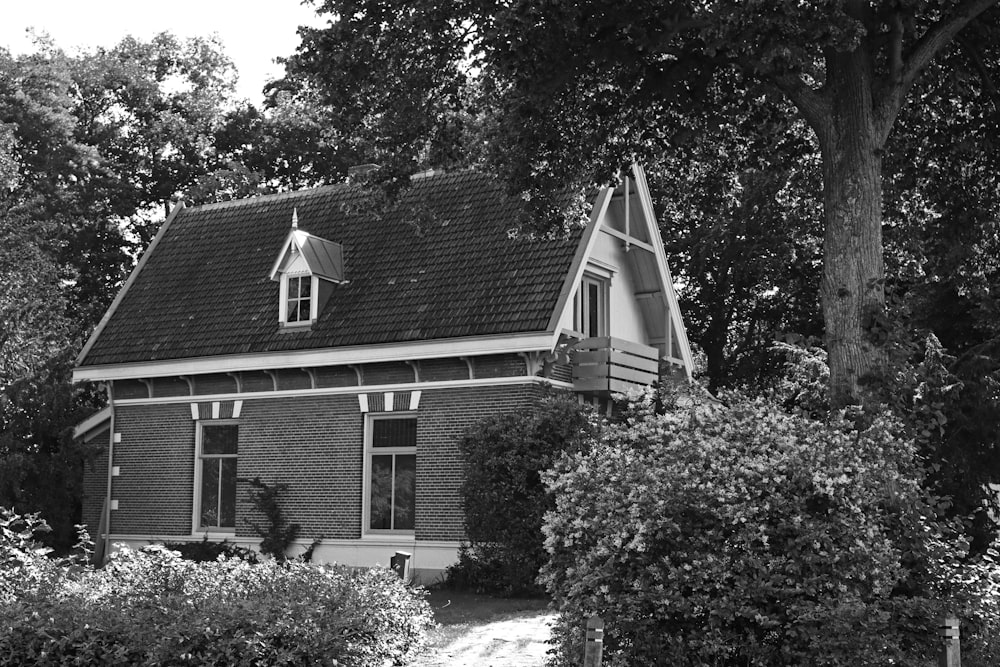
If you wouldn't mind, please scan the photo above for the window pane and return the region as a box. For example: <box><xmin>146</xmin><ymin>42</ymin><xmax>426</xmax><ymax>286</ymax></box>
<box><xmin>300</xmin><ymin>277</ymin><xmax>311</xmax><ymax>297</ymax></box>
<box><xmin>393</xmin><ymin>454</ymin><xmax>416</xmax><ymax>530</ymax></box>
<box><xmin>287</xmin><ymin>298</ymin><xmax>300</xmax><ymax>322</ymax></box>
<box><xmin>203</xmin><ymin>425</ymin><xmax>238</xmax><ymax>455</ymax></box>
<box><xmin>290</xmin><ymin>276</ymin><xmax>301</xmax><ymax>298</ymax></box>
<box><xmin>200</xmin><ymin>458</ymin><xmax>220</xmax><ymax>527</ymax></box>
<box><xmin>369</xmin><ymin>455</ymin><xmax>393</xmax><ymax>530</ymax></box>
<box><xmin>588</xmin><ymin>282</ymin><xmax>600</xmax><ymax>336</ymax></box>
<box><xmin>220</xmin><ymin>458</ymin><xmax>237</xmax><ymax>528</ymax></box>
<box><xmin>372</xmin><ymin>418</ymin><xmax>417</xmax><ymax>448</ymax></box>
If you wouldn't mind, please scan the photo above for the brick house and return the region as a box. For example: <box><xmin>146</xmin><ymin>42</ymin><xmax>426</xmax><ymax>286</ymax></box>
<box><xmin>72</xmin><ymin>164</ymin><xmax>694</xmax><ymax>576</ymax></box>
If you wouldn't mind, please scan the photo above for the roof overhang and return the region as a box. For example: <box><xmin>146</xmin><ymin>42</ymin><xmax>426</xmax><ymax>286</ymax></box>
<box><xmin>72</xmin><ymin>331</ymin><xmax>562</xmax><ymax>382</ymax></box>
<box><xmin>73</xmin><ymin>407</ymin><xmax>111</xmax><ymax>442</ymax></box>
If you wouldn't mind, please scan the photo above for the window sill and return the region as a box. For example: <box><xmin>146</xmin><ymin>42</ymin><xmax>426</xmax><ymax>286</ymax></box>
<box><xmin>192</xmin><ymin>530</ymin><xmax>236</xmax><ymax>540</ymax></box>
<box><xmin>278</xmin><ymin>321</ymin><xmax>313</xmax><ymax>333</ymax></box>
<box><xmin>360</xmin><ymin>532</ymin><xmax>416</xmax><ymax>543</ymax></box>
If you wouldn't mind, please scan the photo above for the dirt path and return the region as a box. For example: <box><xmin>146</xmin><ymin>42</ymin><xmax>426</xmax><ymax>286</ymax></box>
<box><xmin>408</xmin><ymin>590</ymin><xmax>556</xmax><ymax>667</ymax></box>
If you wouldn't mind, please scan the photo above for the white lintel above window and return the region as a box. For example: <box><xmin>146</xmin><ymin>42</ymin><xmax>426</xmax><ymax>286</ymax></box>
<box><xmin>584</xmin><ymin>258</ymin><xmax>617</xmax><ymax>280</ymax></box>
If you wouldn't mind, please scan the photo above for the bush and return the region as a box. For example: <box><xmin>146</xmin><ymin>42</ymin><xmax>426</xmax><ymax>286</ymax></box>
<box><xmin>162</xmin><ymin>537</ymin><xmax>260</xmax><ymax>563</ymax></box>
<box><xmin>0</xmin><ymin>508</ymin><xmax>66</xmax><ymax>605</ymax></box>
<box><xmin>0</xmin><ymin>526</ymin><xmax>433</xmax><ymax>666</ymax></box>
<box><xmin>540</xmin><ymin>395</ymin><xmax>1000</xmax><ymax>666</ymax></box>
<box><xmin>448</xmin><ymin>392</ymin><xmax>596</xmax><ymax>595</ymax></box>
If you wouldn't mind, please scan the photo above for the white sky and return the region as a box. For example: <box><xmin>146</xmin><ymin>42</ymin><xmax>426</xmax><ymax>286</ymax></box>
<box><xmin>0</xmin><ymin>0</ymin><xmax>328</xmax><ymax>103</ymax></box>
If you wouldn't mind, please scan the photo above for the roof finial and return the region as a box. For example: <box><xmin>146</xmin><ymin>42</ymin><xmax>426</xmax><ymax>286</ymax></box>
<box><xmin>291</xmin><ymin>207</ymin><xmax>298</xmax><ymax>229</ymax></box>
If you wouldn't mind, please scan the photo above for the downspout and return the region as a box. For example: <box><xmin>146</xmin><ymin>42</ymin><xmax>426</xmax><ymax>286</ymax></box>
<box><xmin>102</xmin><ymin>382</ymin><xmax>115</xmax><ymax>565</ymax></box>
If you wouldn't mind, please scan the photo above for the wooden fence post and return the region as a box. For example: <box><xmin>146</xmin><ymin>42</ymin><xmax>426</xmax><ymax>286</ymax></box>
<box><xmin>584</xmin><ymin>615</ymin><xmax>604</xmax><ymax>667</ymax></box>
<box><xmin>939</xmin><ymin>615</ymin><xmax>961</xmax><ymax>667</ymax></box>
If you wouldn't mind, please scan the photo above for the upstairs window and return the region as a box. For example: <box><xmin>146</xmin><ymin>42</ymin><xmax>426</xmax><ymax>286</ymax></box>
<box><xmin>574</xmin><ymin>274</ymin><xmax>608</xmax><ymax>338</ymax></box>
<box><xmin>285</xmin><ymin>275</ymin><xmax>312</xmax><ymax>323</ymax></box>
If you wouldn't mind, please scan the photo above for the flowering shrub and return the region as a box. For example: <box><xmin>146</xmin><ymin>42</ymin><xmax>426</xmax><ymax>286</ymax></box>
<box><xmin>0</xmin><ymin>531</ymin><xmax>433</xmax><ymax>666</ymax></box>
<box><xmin>448</xmin><ymin>393</ymin><xmax>596</xmax><ymax>595</ymax></box>
<box><xmin>540</xmin><ymin>396</ymin><xmax>1000</xmax><ymax>666</ymax></box>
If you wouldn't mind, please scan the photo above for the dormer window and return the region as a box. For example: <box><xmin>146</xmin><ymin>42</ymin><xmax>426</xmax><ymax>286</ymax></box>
<box><xmin>269</xmin><ymin>209</ymin><xmax>345</xmax><ymax>328</ymax></box>
<box><xmin>285</xmin><ymin>274</ymin><xmax>313</xmax><ymax>324</ymax></box>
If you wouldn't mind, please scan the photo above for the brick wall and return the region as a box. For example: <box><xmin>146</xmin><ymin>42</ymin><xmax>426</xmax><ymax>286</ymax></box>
<box><xmin>236</xmin><ymin>394</ymin><xmax>364</xmax><ymax>540</ymax></box>
<box><xmin>112</xmin><ymin>403</ymin><xmax>195</xmax><ymax>535</ymax></box>
<box><xmin>193</xmin><ymin>373</ymin><xmax>238</xmax><ymax>395</ymax></box>
<box><xmin>81</xmin><ymin>442</ymin><xmax>109</xmax><ymax>534</ymax></box>
<box><xmin>112</xmin><ymin>380</ymin><xmax>148</xmax><ymax>400</ymax></box>
<box><xmin>420</xmin><ymin>358</ymin><xmax>470</xmax><ymax>382</ymax></box>
<box><xmin>414</xmin><ymin>383</ymin><xmax>543</xmax><ymax>541</ymax></box>
<box><xmin>472</xmin><ymin>354</ymin><xmax>527</xmax><ymax>378</ymax></box>
<box><xmin>100</xmin><ymin>382</ymin><xmax>544</xmax><ymax>543</ymax></box>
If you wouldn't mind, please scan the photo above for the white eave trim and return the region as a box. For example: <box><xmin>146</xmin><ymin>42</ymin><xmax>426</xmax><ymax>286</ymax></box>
<box><xmin>72</xmin><ymin>331</ymin><xmax>561</xmax><ymax>382</ymax></box>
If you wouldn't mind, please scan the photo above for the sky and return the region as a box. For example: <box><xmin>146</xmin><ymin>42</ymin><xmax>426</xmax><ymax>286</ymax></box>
<box><xmin>0</xmin><ymin>0</ymin><xmax>328</xmax><ymax>103</ymax></box>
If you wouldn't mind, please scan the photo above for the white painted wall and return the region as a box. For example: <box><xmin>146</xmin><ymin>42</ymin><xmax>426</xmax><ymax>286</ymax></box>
<box><xmin>556</xmin><ymin>227</ymin><xmax>652</xmax><ymax>346</ymax></box>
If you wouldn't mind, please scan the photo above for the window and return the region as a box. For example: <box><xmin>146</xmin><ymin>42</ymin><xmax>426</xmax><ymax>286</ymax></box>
<box><xmin>365</xmin><ymin>416</ymin><xmax>416</xmax><ymax>533</ymax></box>
<box><xmin>285</xmin><ymin>274</ymin><xmax>312</xmax><ymax>323</ymax></box>
<box><xmin>574</xmin><ymin>274</ymin><xmax>608</xmax><ymax>337</ymax></box>
<box><xmin>196</xmin><ymin>423</ymin><xmax>238</xmax><ymax>531</ymax></box>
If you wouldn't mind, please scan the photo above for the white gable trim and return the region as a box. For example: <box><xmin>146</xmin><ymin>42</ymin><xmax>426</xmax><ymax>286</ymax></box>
<box><xmin>544</xmin><ymin>187</ymin><xmax>615</xmax><ymax>333</ymax></box>
<box><xmin>630</xmin><ymin>164</ymin><xmax>695</xmax><ymax>378</ymax></box>
<box><xmin>76</xmin><ymin>202</ymin><xmax>186</xmax><ymax>366</ymax></box>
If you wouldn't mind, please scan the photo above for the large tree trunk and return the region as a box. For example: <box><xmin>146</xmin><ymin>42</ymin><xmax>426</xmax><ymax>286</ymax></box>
<box><xmin>816</xmin><ymin>45</ymin><xmax>887</xmax><ymax>408</ymax></box>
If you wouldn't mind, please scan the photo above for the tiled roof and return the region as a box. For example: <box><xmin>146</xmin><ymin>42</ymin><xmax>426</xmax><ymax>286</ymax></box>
<box><xmin>80</xmin><ymin>171</ymin><xmax>582</xmax><ymax>367</ymax></box>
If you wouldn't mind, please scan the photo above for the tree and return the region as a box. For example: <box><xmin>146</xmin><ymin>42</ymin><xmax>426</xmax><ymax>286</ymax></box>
<box><xmin>285</xmin><ymin>0</ymin><xmax>1000</xmax><ymax>407</ymax></box>
<box><xmin>0</xmin><ymin>34</ymin><xmax>241</xmax><ymax>549</ymax></box>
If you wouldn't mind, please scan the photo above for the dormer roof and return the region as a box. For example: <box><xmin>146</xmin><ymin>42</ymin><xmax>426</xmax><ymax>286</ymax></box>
<box><xmin>269</xmin><ymin>228</ymin><xmax>345</xmax><ymax>283</ymax></box>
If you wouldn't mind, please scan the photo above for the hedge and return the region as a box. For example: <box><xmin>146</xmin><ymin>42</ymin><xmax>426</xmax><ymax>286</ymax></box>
<box><xmin>1</xmin><ymin>512</ymin><xmax>433</xmax><ymax>666</ymax></box>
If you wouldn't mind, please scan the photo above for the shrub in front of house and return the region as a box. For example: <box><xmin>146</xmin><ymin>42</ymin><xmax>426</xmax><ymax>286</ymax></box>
<box><xmin>448</xmin><ymin>393</ymin><xmax>597</xmax><ymax>595</ymax></box>
<box><xmin>0</xmin><ymin>531</ymin><xmax>433</xmax><ymax>666</ymax></box>
<box><xmin>540</xmin><ymin>395</ymin><xmax>1000</xmax><ymax>666</ymax></box>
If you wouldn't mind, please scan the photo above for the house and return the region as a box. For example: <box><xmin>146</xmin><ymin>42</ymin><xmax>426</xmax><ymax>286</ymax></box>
<box><xmin>72</xmin><ymin>164</ymin><xmax>694</xmax><ymax>576</ymax></box>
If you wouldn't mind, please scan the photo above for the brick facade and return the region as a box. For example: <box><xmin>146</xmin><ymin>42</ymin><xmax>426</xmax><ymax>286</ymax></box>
<box><xmin>85</xmin><ymin>380</ymin><xmax>547</xmax><ymax>545</ymax></box>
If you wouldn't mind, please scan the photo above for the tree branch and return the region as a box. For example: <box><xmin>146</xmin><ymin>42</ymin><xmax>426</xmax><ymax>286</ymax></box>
<box><xmin>769</xmin><ymin>72</ymin><xmax>829</xmax><ymax>135</ymax></box>
<box><xmin>877</xmin><ymin>0</ymin><xmax>998</xmax><ymax>140</ymax></box>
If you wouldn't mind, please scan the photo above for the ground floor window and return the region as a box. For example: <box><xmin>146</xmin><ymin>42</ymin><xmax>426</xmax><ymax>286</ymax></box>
<box><xmin>365</xmin><ymin>415</ymin><xmax>416</xmax><ymax>532</ymax></box>
<box><xmin>197</xmin><ymin>422</ymin><xmax>238</xmax><ymax>531</ymax></box>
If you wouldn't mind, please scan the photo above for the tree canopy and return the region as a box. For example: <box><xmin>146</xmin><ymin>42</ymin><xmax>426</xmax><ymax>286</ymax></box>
<box><xmin>280</xmin><ymin>0</ymin><xmax>1000</xmax><ymax>408</ymax></box>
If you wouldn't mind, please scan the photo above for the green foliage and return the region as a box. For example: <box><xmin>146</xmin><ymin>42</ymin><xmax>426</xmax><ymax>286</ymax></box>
<box><xmin>540</xmin><ymin>395</ymin><xmax>1000</xmax><ymax>666</ymax></box>
<box><xmin>162</xmin><ymin>537</ymin><xmax>260</xmax><ymax>564</ymax></box>
<box><xmin>244</xmin><ymin>477</ymin><xmax>301</xmax><ymax>560</ymax></box>
<box><xmin>448</xmin><ymin>393</ymin><xmax>596</xmax><ymax>595</ymax></box>
<box><xmin>0</xmin><ymin>512</ymin><xmax>433</xmax><ymax>666</ymax></box>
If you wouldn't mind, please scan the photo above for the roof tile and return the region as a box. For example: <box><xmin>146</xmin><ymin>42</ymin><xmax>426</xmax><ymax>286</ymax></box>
<box><xmin>82</xmin><ymin>171</ymin><xmax>582</xmax><ymax>367</ymax></box>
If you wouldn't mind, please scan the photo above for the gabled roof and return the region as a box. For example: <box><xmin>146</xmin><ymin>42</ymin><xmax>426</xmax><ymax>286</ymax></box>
<box><xmin>78</xmin><ymin>171</ymin><xmax>583</xmax><ymax>369</ymax></box>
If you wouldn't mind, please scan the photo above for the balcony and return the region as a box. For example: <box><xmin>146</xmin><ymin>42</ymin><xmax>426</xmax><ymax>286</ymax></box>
<box><xmin>570</xmin><ymin>336</ymin><xmax>660</xmax><ymax>395</ymax></box>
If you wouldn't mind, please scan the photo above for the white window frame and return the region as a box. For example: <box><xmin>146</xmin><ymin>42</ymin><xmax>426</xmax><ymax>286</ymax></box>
<box><xmin>574</xmin><ymin>273</ymin><xmax>610</xmax><ymax>338</ymax></box>
<box><xmin>192</xmin><ymin>420</ymin><xmax>239</xmax><ymax>535</ymax></box>
<box><xmin>279</xmin><ymin>272</ymin><xmax>318</xmax><ymax>326</ymax></box>
<box><xmin>361</xmin><ymin>413</ymin><xmax>417</xmax><ymax>536</ymax></box>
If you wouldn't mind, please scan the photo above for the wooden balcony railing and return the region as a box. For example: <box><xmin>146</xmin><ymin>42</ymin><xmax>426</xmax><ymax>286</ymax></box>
<box><xmin>570</xmin><ymin>336</ymin><xmax>660</xmax><ymax>395</ymax></box>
